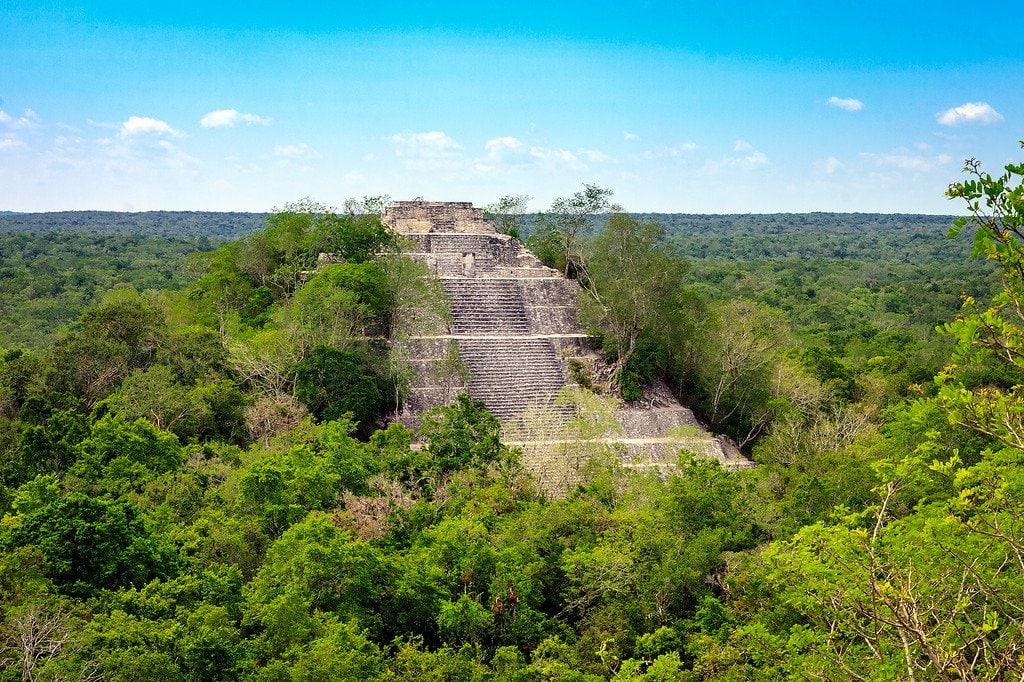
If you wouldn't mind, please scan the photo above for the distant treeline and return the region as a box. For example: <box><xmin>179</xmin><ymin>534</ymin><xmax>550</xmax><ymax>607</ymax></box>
<box><xmin>0</xmin><ymin>211</ymin><xmax>268</xmax><ymax>239</ymax></box>
<box><xmin>0</xmin><ymin>232</ymin><xmax>218</xmax><ymax>348</ymax></box>
<box><xmin>2</xmin><ymin>210</ymin><xmax>965</xmax><ymax>262</ymax></box>
<box><xmin>516</xmin><ymin>212</ymin><xmax>962</xmax><ymax>263</ymax></box>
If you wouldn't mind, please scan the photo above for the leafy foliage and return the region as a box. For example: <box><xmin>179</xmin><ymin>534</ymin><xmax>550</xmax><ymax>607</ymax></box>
<box><xmin>293</xmin><ymin>345</ymin><xmax>391</xmax><ymax>427</ymax></box>
<box><xmin>2</xmin><ymin>149</ymin><xmax>1023</xmax><ymax>679</ymax></box>
<box><xmin>0</xmin><ymin>232</ymin><xmax>217</xmax><ymax>348</ymax></box>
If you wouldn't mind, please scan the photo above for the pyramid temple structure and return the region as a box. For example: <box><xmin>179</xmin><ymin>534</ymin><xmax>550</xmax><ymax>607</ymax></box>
<box><xmin>383</xmin><ymin>201</ymin><xmax>747</xmax><ymax>490</ymax></box>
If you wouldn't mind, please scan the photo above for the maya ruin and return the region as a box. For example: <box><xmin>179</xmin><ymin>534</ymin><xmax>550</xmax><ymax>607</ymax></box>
<box><xmin>383</xmin><ymin>201</ymin><xmax>747</xmax><ymax>490</ymax></box>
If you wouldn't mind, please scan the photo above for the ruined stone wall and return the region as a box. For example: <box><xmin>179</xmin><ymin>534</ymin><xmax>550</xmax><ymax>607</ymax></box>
<box><xmin>384</xmin><ymin>201</ymin><xmax>494</xmax><ymax>234</ymax></box>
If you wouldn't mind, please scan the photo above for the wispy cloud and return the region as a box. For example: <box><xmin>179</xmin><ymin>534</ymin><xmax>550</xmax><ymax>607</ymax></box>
<box><xmin>120</xmin><ymin>116</ymin><xmax>183</xmax><ymax>138</ymax></box>
<box><xmin>700</xmin><ymin>140</ymin><xmax>769</xmax><ymax>175</ymax></box>
<box><xmin>390</xmin><ymin>131</ymin><xmax>461</xmax><ymax>158</ymax></box>
<box><xmin>156</xmin><ymin>140</ymin><xmax>201</xmax><ymax>169</ymax></box>
<box><xmin>388</xmin><ymin>131</ymin><xmax>464</xmax><ymax>172</ymax></box>
<box><xmin>862</xmin><ymin>151</ymin><xmax>952</xmax><ymax>172</ymax></box>
<box><xmin>641</xmin><ymin>142</ymin><xmax>699</xmax><ymax>160</ymax></box>
<box><xmin>827</xmin><ymin>96</ymin><xmax>864</xmax><ymax>112</ymax></box>
<box><xmin>0</xmin><ymin>137</ymin><xmax>28</xmax><ymax>151</ymax></box>
<box><xmin>86</xmin><ymin>119</ymin><xmax>119</xmax><ymax>130</ymax></box>
<box><xmin>528</xmin><ymin>147</ymin><xmax>582</xmax><ymax>169</ymax></box>
<box><xmin>273</xmin><ymin>143</ymin><xmax>319</xmax><ymax>159</ymax></box>
<box><xmin>484</xmin><ymin>136</ymin><xmax>523</xmax><ymax>160</ymax></box>
<box><xmin>480</xmin><ymin>136</ymin><xmax>604</xmax><ymax>172</ymax></box>
<box><xmin>821</xmin><ymin>156</ymin><xmax>843</xmax><ymax>174</ymax></box>
<box><xmin>200</xmin><ymin>109</ymin><xmax>272</xmax><ymax>128</ymax></box>
<box><xmin>0</xmin><ymin>108</ymin><xmax>41</xmax><ymax>129</ymax></box>
<box><xmin>623</xmin><ymin>131</ymin><xmax>641</xmax><ymax>141</ymax></box>
<box><xmin>936</xmin><ymin>102</ymin><xmax>1003</xmax><ymax>126</ymax></box>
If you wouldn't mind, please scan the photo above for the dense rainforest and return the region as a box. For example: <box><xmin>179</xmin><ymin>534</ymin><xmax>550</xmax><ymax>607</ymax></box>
<box><xmin>1</xmin><ymin>149</ymin><xmax>1022</xmax><ymax>680</ymax></box>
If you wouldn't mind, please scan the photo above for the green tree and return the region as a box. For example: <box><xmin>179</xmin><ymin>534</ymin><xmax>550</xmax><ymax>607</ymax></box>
<box><xmin>308</xmin><ymin>212</ymin><xmax>397</xmax><ymax>264</ymax></box>
<box><xmin>690</xmin><ymin>300</ymin><xmax>803</xmax><ymax>446</ymax></box>
<box><xmin>343</xmin><ymin>193</ymin><xmax>393</xmax><ymax>216</ymax></box>
<box><xmin>242</xmin><ymin>514</ymin><xmax>386</xmax><ymax>657</ymax></box>
<box><xmin>112</xmin><ymin>364</ymin><xmax>205</xmax><ymax>435</ymax></box>
<box><xmin>293</xmin><ymin>345</ymin><xmax>391</xmax><ymax>427</ymax></box>
<box><xmin>157</xmin><ymin>325</ymin><xmax>229</xmax><ymax>384</ymax></box>
<box><xmin>530</xmin><ymin>183</ymin><xmax>615</xmax><ymax>277</ymax></box>
<box><xmin>237</xmin><ymin>445</ymin><xmax>339</xmax><ymax>537</ymax></box>
<box><xmin>0</xmin><ymin>348</ymin><xmax>45</xmax><ymax>420</ymax></box>
<box><xmin>3</xmin><ymin>493</ymin><xmax>174</xmax><ymax>596</ymax></box>
<box><xmin>292</xmin><ymin>262</ymin><xmax>391</xmax><ymax>346</ymax></box>
<box><xmin>418</xmin><ymin>394</ymin><xmax>511</xmax><ymax>477</ymax></box>
<box><xmin>699</xmin><ymin>143</ymin><xmax>1024</xmax><ymax>680</ymax></box>
<box><xmin>46</xmin><ymin>334</ymin><xmax>131</xmax><ymax>408</ymax></box>
<box><xmin>4</xmin><ymin>403</ymin><xmax>88</xmax><ymax>485</ymax></box>
<box><xmin>77</xmin><ymin>412</ymin><xmax>185</xmax><ymax>477</ymax></box>
<box><xmin>484</xmin><ymin>194</ymin><xmax>533</xmax><ymax>240</ymax></box>
<box><xmin>582</xmin><ymin>213</ymin><xmax>689</xmax><ymax>395</ymax></box>
<box><xmin>80</xmin><ymin>290</ymin><xmax>167</xmax><ymax>368</ymax></box>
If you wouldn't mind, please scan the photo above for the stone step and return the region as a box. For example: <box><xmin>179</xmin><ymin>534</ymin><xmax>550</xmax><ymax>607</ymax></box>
<box><xmin>452</xmin><ymin>337</ymin><xmax>568</xmax><ymax>419</ymax></box>
<box><xmin>443</xmin><ymin>278</ymin><xmax>531</xmax><ymax>335</ymax></box>
<box><xmin>453</xmin><ymin>324</ymin><xmax>529</xmax><ymax>335</ymax></box>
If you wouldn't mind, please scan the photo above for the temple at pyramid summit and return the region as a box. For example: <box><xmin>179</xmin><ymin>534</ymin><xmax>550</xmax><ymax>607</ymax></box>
<box><xmin>382</xmin><ymin>201</ymin><xmax>748</xmax><ymax>490</ymax></box>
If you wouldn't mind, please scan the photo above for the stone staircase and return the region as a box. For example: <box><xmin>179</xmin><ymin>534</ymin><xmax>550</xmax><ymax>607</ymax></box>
<box><xmin>443</xmin><ymin>279</ymin><xmax>530</xmax><ymax>335</ymax></box>
<box><xmin>454</xmin><ymin>337</ymin><xmax>567</xmax><ymax>420</ymax></box>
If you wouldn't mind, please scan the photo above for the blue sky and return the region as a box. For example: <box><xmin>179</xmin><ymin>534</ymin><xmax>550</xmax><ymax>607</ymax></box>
<box><xmin>2</xmin><ymin>1</ymin><xmax>1022</xmax><ymax>213</ymax></box>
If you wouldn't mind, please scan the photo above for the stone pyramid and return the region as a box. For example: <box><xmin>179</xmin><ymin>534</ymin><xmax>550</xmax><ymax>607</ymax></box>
<box><xmin>383</xmin><ymin>201</ymin><xmax>748</xmax><ymax>490</ymax></box>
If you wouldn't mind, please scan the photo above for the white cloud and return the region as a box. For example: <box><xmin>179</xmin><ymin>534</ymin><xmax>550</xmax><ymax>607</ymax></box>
<box><xmin>273</xmin><ymin>143</ymin><xmax>319</xmax><ymax>159</ymax></box>
<box><xmin>53</xmin><ymin>135</ymin><xmax>85</xmax><ymax>148</ymax></box>
<box><xmin>156</xmin><ymin>140</ymin><xmax>201</xmax><ymax>169</ymax></box>
<box><xmin>737</xmin><ymin>151</ymin><xmax>768</xmax><ymax>170</ymax></box>
<box><xmin>642</xmin><ymin>142</ymin><xmax>699</xmax><ymax>160</ymax></box>
<box><xmin>823</xmin><ymin>156</ymin><xmax>842</xmax><ymax>174</ymax></box>
<box><xmin>623</xmin><ymin>131</ymin><xmax>641</xmax><ymax>141</ymax></box>
<box><xmin>827</xmin><ymin>96</ymin><xmax>864</xmax><ymax>112</ymax></box>
<box><xmin>485</xmin><ymin>136</ymin><xmax>524</xmax><ymax>160</ymax></box>
<box><xmin>0</xmin><ymin>109</ymin><xmax>41</xmax><ymax>129</ymax></box>
<box><xmin>19</xmin><ymin>109</ymin><xmax>39</xmax><ymax>128</ymax></box>
<box><xmin>701</xmin><ymin>141</ymin><xmax>769</xmax><ymax>175</ymax></box>
<box><xmin>120</xmin><ymin>116</ymin><xmax>183</xmax><ymax>138</ymax></box>
<box><xmin>862</xmin><ymin>151</ymin><xmax>953</xmax><ymax>172</ymax></box>
<box><xmin>481</xmin><ymin>136</ymin><xmax>592</xmax><ymax>171</ymax></box>
<box><xmin>390</xmin><ymin>130</ymin><xmax>461</xmax><ymax>158</ymax></box>
<box><xmin>0</xmin><ymin>137</ymin><xmax>27</xmax><ymax>151</ymax></box>
<box><xmin>530</xmin><ymin>147</ymin><xmax>580</xmax><ymax>167</ymax></box>
<box><xmin>200</xmin><ymin>109</ymin><xmax>272</xmax><ymax>128</ymax></box>
<box><xmin>936</xmin><ymin>101</ymin><xmax>1003</xmax><ymax>126</ymax></box>
<box><xmin>730</xmin><ymin>141</ymin><xmax>768</xmax><ymax>170</ymax></box>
